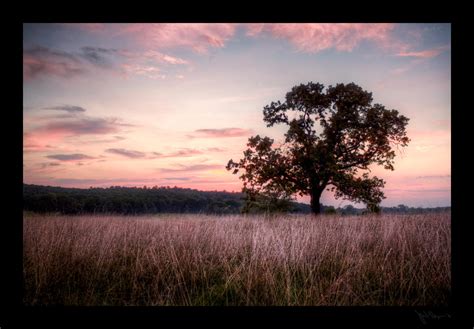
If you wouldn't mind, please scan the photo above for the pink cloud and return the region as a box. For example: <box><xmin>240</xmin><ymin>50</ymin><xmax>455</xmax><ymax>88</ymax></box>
<box><xmin>121</xmin><ymin>63</ymin><xmax>165</xmax><ymax>79</ymax></box>
<box><xmin>75</xmin><ymin>136</ymin><xmax>126</xmax><ymax>145</ymax></box>
<box><xmin>24</xmin><ymin>45</ymin><xmax>188</xmax><ymax>81</ymax></box>
<box><xmin>46</xmin><ymin>153</ymin><xmax>96</xmax><ymax>161</ymax></box>
<box><xmin>117</xmin><ymin>50</ymin><xmax>189</xmax><ymax>79</ymax></box>
<box><xmin>143</xmin><ymin>50</ymin><xmax>189</xmax><ymax>65</ymax></box>
<box><xmin>245</xmin><ymin>23</ymin><xmax>399</xmax><ymax>53</ymax></box>
<box><xmin>206</xmin><ymin>147</ymin><xmax>226</xmax><ymax>152</ymax></box>
<box><xmin>159</xmin><ymin>164</ymin><xmax>223</xmax><ymax>173</ymax></box>
<box><xmin>24</xmin><ymin>130</ymin><xmax>67</xmax><ymax>152</ymax></box>
<box><xmin>23</xmin><ymin>52</ymin><xmax>85</xmax><ymax>80</ymax></box>
<box><xmin>40</xmin><ymin>117</ymin><xmax>125</xmax><ymax>136</ymax></box>
<box><xmin>105</xmin><ymin>148</ymin><xmax>146</xmax><ymax>158</ymax></box>
<box><xmin>164</xmin><ymin>149</ymin><xmax>204</xmax><ymax>157</ymax></box>
<box><xmin>189</xmin><ymin>128</ymin><xmax>253</xmax><ymax>138</ymax></box>
<box><xmin>23</xmin><ymin>132</ymin><xmax>57</xmax><ymax>152</ymax></box>
<box><xmin>66</xmin><ymin>23</ymin><xmax>402</xmax><ymax>54</ymax></box>
<box><xmin>381</xmin><ymin>174</ymin><xmax>451</xmax><ymax>206</ymax></box>
<box><xmin>150</xmin><ymin>148</ymin><xmax>224</xmax><ymax>159</ymax></box>
<box><xmin>389</xmin><ymin>58</ymin><xmax>425</xmax><ymax>76</ymax></box>
<box><xmin>24</xmin><ymin>111</ymin><xmax>133</xmax><ymax>153</ymax></box>
<box><xmin>116</xmin><ymin>23</ymin><xmax>237</xmax><ymax>53</ymax></box>
<box><xmin>396</xmin><ymin>45</ymin><xmax>450</xmax><ymax>58</ymax></box>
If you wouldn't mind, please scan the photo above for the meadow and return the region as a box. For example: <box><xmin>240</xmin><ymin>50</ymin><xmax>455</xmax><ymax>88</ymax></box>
<box><xmin>23</xmin><ymin>212</ymin><xmax>451</xmax><ymax>306</ymax></box>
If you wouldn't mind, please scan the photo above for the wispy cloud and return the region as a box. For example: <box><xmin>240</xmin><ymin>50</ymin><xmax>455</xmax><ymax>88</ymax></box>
<box><xmin>415</xmin><ymin>175</ymin><xmax>451</xmax><ymax>180</ymax></box>
<box><xmin>42</xmin><ymin>105</ymin><xmax>87</xmax><ymax>113</ymax></box>
<box><xmin>115</xmin><ymin>23</ymin><xmax>403</xmax><ymax>55</ymax></box>
<box><xmin>23</xmin><ymin>133</ymin><xmax>56</xmax><ymax>152</ymax></box>
<box><xmin>385</xmin><ymin>188</ymin><xmax>450</xmax><ymax>193</ymax></box>
<box><xmin>159</xmin><ymin>164</ymin><xmax>223</xmax><ymax>173</ymax></box>
<box><xmin>76</xmin><ymin>136</ymin><xmax>126</xmax><ymax>145</ymax></box>
<box><xmin>23</xmin><ymin>46</ymin><xmax>86</xmax><ymax>80</ymax></box>
<box><xmin>388</xmin><ymin>45</ymin><xmax>449</xmax><ymax>76</ymax></box>
<box><xmin>80</xmin><ymin>46</ymin><xmax>118</xmax><ymax>67</ymax></box>
<box><xmin>65</xmin><ymin>23</ymin><xmax>408</xmax><ymax>55</ymax></box>
<box><xmin>41</xmin><ymin>116</ymin><xmax>131</xmax><ymax>135</ymax></box>
<box><xmin>150</xmin><ymin>148</ymin><xmax>224</xmax><ymax>158</ymax></box>
<box><xmin>163</xmin><ymin>177</ymin><xmax>191</xmax><ymax>181</ymax></box>
<box><xmin>46</xmin><ymin>153</ymin><xmax>95</xmax><ymax>161</ymax></box>
<box><xmin>105</xmin><ymin>148</ymin><xmax>147</xmax><ymax>158</ymax></box>
<box><xmin>163</xmin><ymin>148</ymin><xmax>204</xmax><ymax>157</ymax></box>
<box><xmin>39</xmin><ymin>162</ymin><xmax>61</xmax><ymax>169</ymax></box>
<box><xmin>103</xmin><ymin>147</ymin><xmax>217</xmax><ymax>160</ymax></box>
<box><xmin>24</xmin><ymin>107</ymin><xmax>134</xmax><ymax>152</ymax></box>
<box><xmin>63</xmin><ymin>23</ymin><xmax>237</xmax><ymax>54</ymax></box>
<box><xmin>245</xmin><ymin>23</ymin><xmax>400</xmax><ymax>53</ymax></box>
<box><xmin>189</xmin><ymin>128</ymin><xmax>253</xmax><ymax>138</ymax></box>
<box><xmin>23</xmin><ymin>46</ymin><xmax>120</xmax><ymax>80</ymax></box>
<box><xmin>206</xmin><ymin>147</ymin><xmax>226</xmax><ymax>152</ymax></box>
<box><xmin>142</xmin><ymin>50</ymin><xmax>189</xmax><ymax>65</ymax></box>
<box><xmin>396</xmin><ymin>45</ymin><xmax>450</xmax><ymax>58</ymax></box>
<box><xmin>27</xmin><ymin>24</ymin><xmax>443</xmax><ymax>83</ymax></box>
<box><xmin>121</xmin><ymin>64</ymin><xmax>165</xmax><ymax>79</ymax></box>
<box><xmin>24</xmin><ymin>45</ymin><xmax>189</xmax><ymax>81</ymax></box>
<box><xmin>115</xmin><ymin>23</ymin><xmax>238</xmax><ymax>54</ymax></box>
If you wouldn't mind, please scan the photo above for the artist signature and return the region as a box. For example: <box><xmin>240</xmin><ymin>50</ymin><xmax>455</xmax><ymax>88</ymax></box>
<box><xmin>415</xmin><ymin>310</ymin><xmax>452</xmax><ymax>325</ymax></box>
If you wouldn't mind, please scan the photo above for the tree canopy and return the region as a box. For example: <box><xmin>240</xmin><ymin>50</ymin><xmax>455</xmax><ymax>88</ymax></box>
<box><xmin>227</xmin><ymin>82</ymin><xmax>410</xmax><ymax>214</ymax></box>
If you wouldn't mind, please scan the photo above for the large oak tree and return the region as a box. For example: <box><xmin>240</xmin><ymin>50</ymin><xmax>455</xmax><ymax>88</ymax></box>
<box><xmin>227</xmin><ymin>82</ymin><xmax>410</xmax><ymax>215</ymax></box>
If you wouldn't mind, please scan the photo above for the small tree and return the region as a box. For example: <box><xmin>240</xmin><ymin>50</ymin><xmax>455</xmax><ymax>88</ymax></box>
<box><xmin>227</xmin><ymin>82</ymin><xmax>409</xmax><ymax>215</ymax></box>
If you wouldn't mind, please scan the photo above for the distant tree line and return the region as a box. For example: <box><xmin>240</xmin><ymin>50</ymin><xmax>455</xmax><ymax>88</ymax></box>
<box><xmin>23</xmin><ymin>184</ymin><xmax>450</xmax><ymax>216</ymax></box>
<box><xmin>23</xmin><ymin>184</ymin><xmax>311</xmax><ymax>215</ymax></box>
<box><xmin>330</xmin><ymin>204</ymin><xmax>450</xmax><ymax>216</ymax></box>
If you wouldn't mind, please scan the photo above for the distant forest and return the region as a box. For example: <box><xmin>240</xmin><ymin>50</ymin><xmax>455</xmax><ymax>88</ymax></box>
<box><xmin>23</xmin><ymin>184</ymin><xmax>450</xmax><ymax>215</ymax></box>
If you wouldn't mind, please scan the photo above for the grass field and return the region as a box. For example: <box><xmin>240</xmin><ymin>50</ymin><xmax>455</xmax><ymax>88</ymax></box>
<box><xmin>23</xmin><ymin>212</ymin><xmax>451</xmax><ymax>306</ymax></box>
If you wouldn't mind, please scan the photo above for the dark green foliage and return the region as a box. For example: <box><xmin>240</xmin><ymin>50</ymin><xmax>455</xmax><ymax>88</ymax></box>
<box><xmin>23</xmin><ymin>184</ymin><xmax>242</xmax><ymax>215</ymax></box>
<box><xmin>23</xmin><ymin>184</ymin><xmax>449</xmax><ymax>215</ymax></box>
<box><xmin>380</xmin><ymin>205</ymin><xmax>450</xmax><ymax>214</ymax></box>
<box><xmin>227</xmin><ymin>82</ymin><xmax>410</xmax><ymax>214</ymax></box>
<box><xmin>241</xmin><ymin>188</ymin><xmax>294</xmax><ymax>214</ymax></box>
<box><xmin>22</xmin><ymin>184</ymin><xmax>312</xmax><ymax>215</ymax></box>
<box><xmin>323</xmin><ymin>206</ymin><xmax>337</xmax><ymax>215</ymax></box>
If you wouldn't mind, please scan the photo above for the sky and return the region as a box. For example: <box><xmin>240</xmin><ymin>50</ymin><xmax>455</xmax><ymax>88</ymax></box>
<box><xmin>23</xmin><ymin>23</ymin><xmax>451</xmax><ymax>207</ymax></box>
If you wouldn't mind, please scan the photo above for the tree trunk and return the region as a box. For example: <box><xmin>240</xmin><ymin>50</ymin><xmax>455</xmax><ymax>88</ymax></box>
<box><xmin>310</xmin><ymin>189</ymin><xmax>322</xmax><ymax>215</ymax></box>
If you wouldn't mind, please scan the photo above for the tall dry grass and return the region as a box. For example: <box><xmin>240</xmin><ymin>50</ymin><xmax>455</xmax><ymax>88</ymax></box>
<box><xmin>23</xmin><ymin>212</ymin><xmax>451</xmax><ymax>306</ymax></box>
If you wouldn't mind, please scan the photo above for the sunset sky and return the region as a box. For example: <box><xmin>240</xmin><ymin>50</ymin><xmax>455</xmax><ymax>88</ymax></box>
<box><xmin>23</xmin><ymin>23</ymin><xmax>451</xmax><ymax>207</ymax></box>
